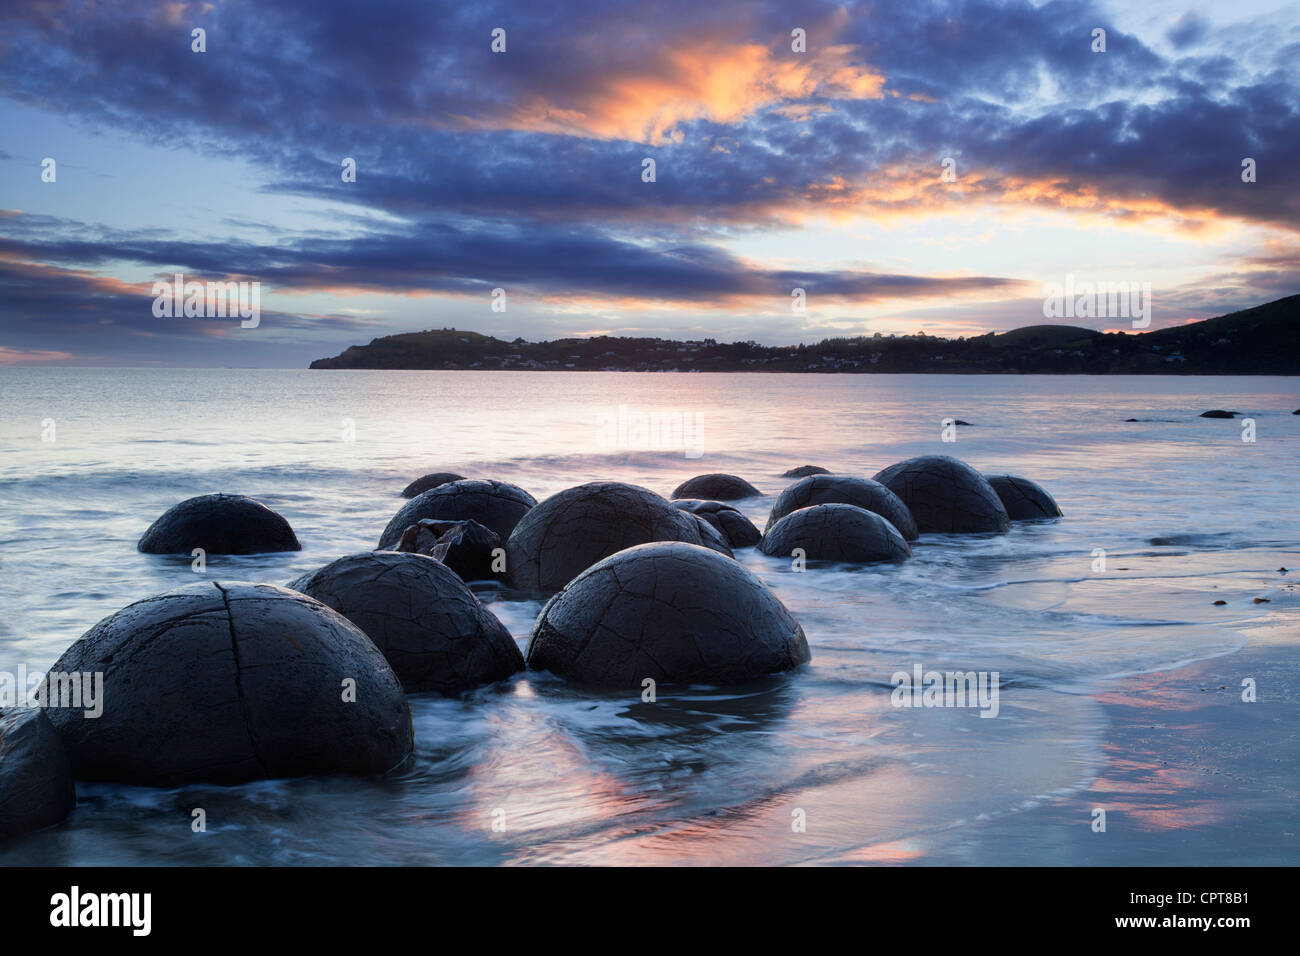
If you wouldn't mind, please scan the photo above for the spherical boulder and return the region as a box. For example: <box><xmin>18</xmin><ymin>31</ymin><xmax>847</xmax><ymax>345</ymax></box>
<box><xmin>507</xmin><ymin>482</ymin><xmax>728</xmax><ymax>592</ymax></box>
<box><xmin>781</xmin><ymin>465</ymin><xmax>830</xmax><ymax>478</ymax></box>
<box><xmin>401</xmin><ymin>472</ymin><xmax>466</xmax><ymax>498</ymax></box>
<box><xmin>984</xmin><ymin>474</ymin><xmax>1063</xmax><ymax>520</ymax></box>
<box><xmin>687</xmin><ymin>513</ymin><xmax>735</xmax><ymax>557</ymax></box>
<box><xmin>138</xmin><ymin>493</ymin><xmax>300</xmax><ymax>554</ymax></box>
<box><xmin>288</xmin><ymin>551</ymin><xmax>522</xmax><ymax>693</ymax></box>
<box><xmin>766</xmin><ymin>474</ymin><xmax>918</xmax><ymax>540</ymax></box>
<box><xmin>872</xmin><ymin>455</ymin><xmax>1010</xmax><ymax>534</ymax></box>
<box><xmin>526</xmin><ymin>541</ymin><xmax>810</xmax><ymax>687</ymax></box>
<box><xmin>0</xmin><ymin>708</ymin><xmax>76</xmax><ymax>842</ymax></box>
<box><xmin>670</xmin><ymin>473</ymin><xmax>761</xmax><ymax>501</ymax></box>
<box><xmin>378</xmin><ymin>479</ymin><xmax>535</xmax><ymax>549</ymax></box>
<box><xmin>45</xmin><ymin>582</ymin><xmax>413</xmax><ymax>786</ymax></box>
<box><xmin>1199</xmin><ymin>409</ymin><xmax>1237</xmax><ymax>418</ymax></box>
<box><xmin>394</xmin><ymin>518</ymin><xmax>503</xmax><ymax>581</ymax></box>
<box><xmin>674</xmin><ymin>499</ymin><xmax>762</xmax><ymax>548</ymax></box>
<box><xmin>759</xmin><ymin>503</ymin><xmax>911</xmax><ymax>564</ymax></box>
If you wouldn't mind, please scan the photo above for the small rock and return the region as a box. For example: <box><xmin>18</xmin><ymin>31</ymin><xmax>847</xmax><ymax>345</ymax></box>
<box><xmin>671</xmin><ymin>473</ymin><xmax>761</xmax><ymax>500</ymax></box>
<box><xmin>401</xmin><ymin>472</ymin><xmax>466</xmax><ymax>498</ymax></box>
<box><xmin>379</xmin><ymin>479</ymin><xmax>535</xmax><ymax>548</ymax></box>
<box><xmin>781</xmin><ymin>465</ymin><xmax>830</xmax><ymax>478</ymax></box>
<box><xmin>0</xmin><ymin>708</ymin><xmax>76</xmax><ymax>843</ymax></box>
<box><xmin>1199</xmin><ymin>409</ymin><xmax>1237</xmax><ymax>418</ymax></box>
<box><xmin>395</xmin><ymin>518</ymin><xmax>502</xmax><ymax>581</ymax></box>
<box><xmin>673</xmin><ymin>499</ymin><xmax>762</xmax><ymax>548</ymax></box>
<box><xmin>138</xmin><ymin>493</ymin><xmax>301</xmax><ymax>555</ymax></box>
<box><xmin>1212</xmin><ymin>600</ymin><xmax>1227</xmax><ymax>605</ymax></box>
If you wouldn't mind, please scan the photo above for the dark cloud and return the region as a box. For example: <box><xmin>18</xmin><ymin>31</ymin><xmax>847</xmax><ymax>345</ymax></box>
<box><xmin>1</xmin><ymin>0</ymin><xmax>1297</xmax><ymax>364</ymax></box>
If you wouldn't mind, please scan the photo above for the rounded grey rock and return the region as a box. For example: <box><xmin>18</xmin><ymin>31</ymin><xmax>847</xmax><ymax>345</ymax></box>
<box><xmin>781</xmin><ymin>465</ymin><xmax>830</xmax><ymax>478</ymax></box>
<box><xmin>401</xmin><ymin>472</ymin><xmax>466</xmax><ymax>498</ymax></box>
<box><xmin>984</xmin><ymin>474</ymin><xmax>1063</xmax><ymax>520</ymax></box>
<box><xmin>379</xmin><ymin>479</ymin><xmax>535</xmax><ymax>549</ymax></box>
<box><xmin>766</xmin><ymin>474</ymin><xmax>918</xmax><ymax>540</ymax></box>
<box><xmin>526</xmin><ymin>541</ymin><xmax>810</xmax><ymax>687</ymax></box>
<box><xmin>138</xmin><ymin>493</ymin><xmax>301</xmax><ymax>554</ymax></box>
<box><xmin>44</xmin><ymin>581</ymin><xmax>413</xmax><ymax>786</ymax></box>
<box><xmin>759</xmin><ymin>503</ymin><xmax>911</xmax><ymax>563</ymax></box>
<box><xmin>872</xmin><ymin>455</ymin><xmax>1011</xmax><ymax>534</ymax></box>
<box><xmin>507</xmin><ymin>482</ymin><xmax>728</xmax><ymax>592</ymax></box>
<box><xmin>394</xmin><ymin>518</ymin><xmax>503</xmax><ymax>581</ymax></box>
<box><xmin>670</xmin><ymin>473</ymin><xmax>761</xmax><ymax>500</ymax></box>
<box><xmin>674</xmin><ymin>499</ymin><xmax>762</xmax><ymax>548</ymax></box>
<box><xmin>0</xmin><ymin>708</ymin><xmax>76</xmax><ymax>842</ymax></box>
<box><xmin>288</xmin><ymin>551</ymin><xmax>523</xmax><ymax>693</ymax></box>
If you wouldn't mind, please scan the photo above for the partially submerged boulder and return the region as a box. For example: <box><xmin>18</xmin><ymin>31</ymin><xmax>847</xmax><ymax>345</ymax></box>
<box><xmin>670</xmin><ymin>473</ymin><xmax>761</xmax><ymax>500</ymax></box>
<box><xmin>138</xmin><ymin>493</ymin><xmax>300</xmax><ymax>554</ymax></box>
<box><xmin>394</xmin><ymin>518</ymin><xmax>502</xmax><ymax>581</ymax></box>
<box><xmin>781</xmin><ymin>465</ymin><xmax>830</xmax><ymax>478</ymax></box>
<box><xmin>378</xmin><ymin>479</ymin><xmax>535</xmax><ymax>549</ymax></box>
<box><xmin>507</xmin><ymin>482</ymin><xmax>727</xmax><ymax>592</ymax></box>
<box><xmin>766</xmin><ymin>474</ymin><xmax>918</xmax><ymax>540</ymax></box>
<box><xmin>526</xmin><ymin>541</ymin><xmax>810</xmax><ymax>687</ymax></box>
<box><xmin>45</xmin><ymin>582</ymin><xmax>413</xmax><ymax>786</ymax></box>
<box><xmin>401</xmin><ymin>472</ymin><xmax>466</xmax><ymax>498</ymax></box>
<box><xmin>984</xmin><ymin>474</ymin><xmax>1063</xmax><ymax>520</ymax></box>
<box><xmin>760</xmin><ymin>503</ymin><xmax>911</xmax><ymax>563</ymax></box>
<box><xmin>674</xmin><ymin>499</ymin><xmax>762</xmax><ymax>548</ymax></box>
<box><xmin>1199</xmin><ymin>409</ymin><xmax>1238</xmax><ymax>418</ymax></box>
<box><xmin>872</xmin><ymin>455</ymin><xmax>1010</xmax><ymax>534</ymax></box>
<box><xmin>289</xmin><ymin>551</ymin><xmax>523</xmax><ymax>693</ymax></box>
<box><xmin>0</xmin><ymin>708</ymin><xmax>75</xmax><ymax>842</ymax></box>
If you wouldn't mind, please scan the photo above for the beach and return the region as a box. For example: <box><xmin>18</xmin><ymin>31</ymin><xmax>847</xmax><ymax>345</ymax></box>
<box><xmin>0</xmin><ymin>368</ymin><xmax>1296</xmax><ymax>865</ymax></box>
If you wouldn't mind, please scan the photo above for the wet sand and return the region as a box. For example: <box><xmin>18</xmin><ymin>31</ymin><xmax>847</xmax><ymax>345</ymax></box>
<box><xmin>845</xmin><ymin>613</ymin><xmax>1300</xmax><ymax>865</ymax></box>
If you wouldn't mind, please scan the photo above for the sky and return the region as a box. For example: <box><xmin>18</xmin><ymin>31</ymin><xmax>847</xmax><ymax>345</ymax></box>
<box><xmin>0</xmin><ymin>0</ymin><xmax>1297</xmax><ymax>367</ymax></box>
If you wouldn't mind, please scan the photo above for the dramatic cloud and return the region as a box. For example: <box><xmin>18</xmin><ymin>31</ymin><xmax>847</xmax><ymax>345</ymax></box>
<box><xmin>1</xmin><ymin>0</ymin><xmax>1295</xmax><ymax>364</ymax></box>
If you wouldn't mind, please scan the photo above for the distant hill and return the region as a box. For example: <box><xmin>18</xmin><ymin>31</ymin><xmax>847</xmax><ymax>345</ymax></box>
<box><xmin>309</xmin><ymin>294</ymin><xmax>1300</xmax><ymax>374</ymax></box>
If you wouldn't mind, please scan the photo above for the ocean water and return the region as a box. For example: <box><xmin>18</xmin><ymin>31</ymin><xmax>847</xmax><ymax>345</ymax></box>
<box><xmin>0</xmin><ymin>369</ymin><xmax>1296</xmax><ymax>865</ymax></box>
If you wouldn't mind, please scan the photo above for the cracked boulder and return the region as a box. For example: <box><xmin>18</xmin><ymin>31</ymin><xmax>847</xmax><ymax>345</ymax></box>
<box><xmin>394</xmin><ymin>518</ymin><xmax>502</xmax><ymax>581</ymax></box>
<box><xmin>670</xmin><ymin>473</ymin><xmax>761</xmax><ymax>500</ymax></box>
<box><xmin>138</xmin><ymin>493</ymin><xmax>301</xmax><ymax>554</ymax></box>
<box><xmin>288</xmin><ymin>551</ymin><xmax>522</xmax><ymax>693</ymax></box>
<box><xmin>526</xmin><ymin>541</ymin><xmax>810</xmax><ymax>687</ymax></box>
<box><xmin>984</xmin><ymin>475</ymin><xmax>1063</xmax><ymax>520</ymax></box>
<box><xmin>674</xmin><ymin>499</ymin><xmax>762</xmax><ymax>548</ymax></box>
<box><xmin>766</xmin><ymin>474</ymin><xmax>918</xmax><ymax>540</ymax></box>
<box><xmin>759</xmin><ymin>503</ymin><xmax>912</xmax><ymax>564</ymax></box>
<box><xmin>872</xmin><ymin>455</ymin><xmax>1011</xmax><ymax>534</ymax></box>
<box><xmin>507</xmin><ymin>482</ymin><xmax>729</xmax><ymax>592</ymax></box>
<box><xmin>0</xmin><ymin>708</ymin><xmax>76</xmax><ymax>842</ymax></box>
<box><xmin>44</xmin><ymin>581</ymin><xmax>413</xmax><ymax>786</ymax></box>
<box><xmin>688</xmin><ymin>514</ymin><xmax>734</xmax><ymax>557</ymax></box>
<box><xmin>379</xmin><ymin>479</ymin><xmax>535</xmax><ymax>549</ymax></box>
<box><xmin>781</xmin><ymin>465</ymin><xmax>830</xmax><ymax>478</ymax></box>
<box><xmin>401</xmin><ymin>472</ymin><xmax>466</xmax><ymax>498</ymax></box>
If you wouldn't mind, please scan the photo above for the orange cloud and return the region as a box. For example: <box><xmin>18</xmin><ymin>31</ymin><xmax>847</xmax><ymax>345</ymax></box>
<box><xmin>0</xmin><ymin>346</ymin><xmax>76</xmax><ymax>366</ymax></box>
<box><xmin>495</xmin><ymin>41</ymin><xmax>886</xmax><ymax>144</ymax></box>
